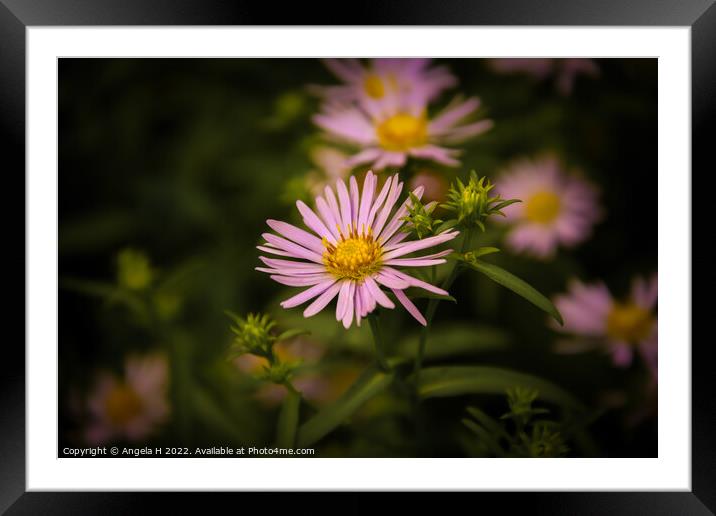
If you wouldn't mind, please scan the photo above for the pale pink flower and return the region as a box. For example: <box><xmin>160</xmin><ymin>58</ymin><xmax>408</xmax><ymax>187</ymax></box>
<box><xmin>316</xmin><ymin>58</ymin><xmax>456</xmax><ymax>108</ymax></box>
<box><xmin>488</xmin><ymin>58</ymin><xmax>599</xmax><ymax>95</ymax></box>
<box><xmin>495</xmin><ymin>156</ymin><xmax>601</xmax><ymax>259</ymax></box>
<box><xmin>85</xmin><ymin>354</ymin><xmax>169</xmax><ymax>445</ymax></box>
<box><xmin>304</xmin><ymin>146</ymin><xmax>351</xmax><ymax>198</ymax></box>
<box><xmin>552</xmin><ymin>275</ymin><xmax>658</xmax><ymax>369</ymax></box>
<box><xmin>313</xmin><ymin>95</ymin><xmax>492</xmax><ymax>170</ymax></box>
<box><xmin>256</xmin><ymin>171</ymin><xmax>459</xmax><ymax>328</ymax></box>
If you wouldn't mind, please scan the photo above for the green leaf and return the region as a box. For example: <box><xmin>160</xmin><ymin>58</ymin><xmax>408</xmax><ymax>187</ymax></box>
<box><xmin>296</xmin><ymin>366</ymin><xmax>394</xmax><ymax>447</ymax></box>
<box><xmin>276</xmin><ymin>388</ymin><xmax>301</xmax><ymax>448</ymax></box>
<box><xmin>276</xmin><ymin>328</ymin><xmax>311</xmax><ymax>342</ymax></box>
<box><xmin>404</xmin><ymin>290</ymin><xmax>457</xmax><ymax>304</ymax></box>
<box><xmin>435</xmin><ymin>218</ymin><xmax>459</xmax><ymax>233</ymax></box>
<box><xmin>397</xmin><ymin>324</ymin><xmax>510</xmax><ymax>360</ymax></box>
<box><xmin>414</xmin><ymin>366</ymin><xmax>584</xmax><ymax>411</ymax></box>
<box><xmin>462</xmin><ymin>258</ymin><xmax>563</xmax><ymax>325</ymax></box>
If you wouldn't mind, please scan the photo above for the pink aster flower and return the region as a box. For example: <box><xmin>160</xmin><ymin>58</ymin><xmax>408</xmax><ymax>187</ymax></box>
<box><xmin>488</xmin><ymin>58</ymin><xmax>599</xmax><ymax>95</ymax></box>
<box><xmin>552</xmin><ymin>274</ymin><xmax>658</xmax><ymax>368</ymax></box>
<box><xmin>495</xmin><ymin>156</ymin><xmax>601</xmax><ymax>259</ymax></box>
<box><xmin>304</xmin><ymin>146</ymin><xmax>351</xmax><ymax>198</ymax></box>
<box><xmin>85</xmin><ymin>354</ymin><xmax>169</xmax><ymax>445</ymax></box>
<box><xmin>313</xmin><ymin>95</ymin><xmax>492</xmax><ymax>170</ymax></box>
<box><xmin>316</xmin><ymin>58</ymin><xmax>457</xmax><ymax>108</ymax></box>
<box><xmin>256</xmin><ymin>171</ymin><xmax>459</xmax><ymax>328</ymax></box>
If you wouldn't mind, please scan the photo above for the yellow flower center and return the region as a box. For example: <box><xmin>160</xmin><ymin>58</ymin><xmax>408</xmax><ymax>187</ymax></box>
<box><xmin>376</xmin><ymin>113</ymin><xmax>428</xmax><ymax>152</ymax></box>
<box><xmin>525</xmin><ymin>190</ymin><xmax>562</xmax><ymax>224</ymax></box>
<box><xmin>363</xmin><ymin>74</ymin><xmax>386</xmax><ymax>99</ymax></box>
<box><xmin>606</xmin><ymin>302</ymin><xmax>655</xmax><ymax>344</ymax></box>
<box><xmin>105</xmin><ymin>383</ymin><xmax>144</xmax><ymax>425</ymax></box>
<box><xmin>323</xmin><ymin>225</ymin><xmax>382</xmax><ymax>281</ymax></box>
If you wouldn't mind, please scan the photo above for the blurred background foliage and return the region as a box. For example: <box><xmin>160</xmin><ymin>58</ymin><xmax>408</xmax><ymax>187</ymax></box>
<box><xmin>59</xmin><ymin>58</ymin><xmax>656</xmax><ymax>457</ymax></box>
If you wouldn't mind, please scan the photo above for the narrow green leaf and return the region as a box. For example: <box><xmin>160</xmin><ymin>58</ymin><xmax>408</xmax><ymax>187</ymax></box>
<box><xmin>276</xmin><ymin>388</ymin><xmax>301</xmax><ymax>448</ymax></box>
<box><xmin>296</xmin><ymin>366</ymin><xmax>394</xmax><ymax>447</ymax></box>
<box><xmin>397</xmin><ymin>324</ymin><xmax>510</xmax><ymax>360</ymax></box>
<box><xmin>276</xmin><ymin>328</ymin><xmax>311</xmax><ymax>342</ymax></box>
<box><xmin>414</xmin><ymin>366</ymin><xmax>584</xmax><ymax>411</ymax></box>
<box><xmin>405</xmin><ymin>290</ymin><xmax>457</xmax><ymax>304</ymax></box>
<box><xmin>464</xmin><ymin>259</ymin><xmax>563</xmax><ymax>325</ymax></box>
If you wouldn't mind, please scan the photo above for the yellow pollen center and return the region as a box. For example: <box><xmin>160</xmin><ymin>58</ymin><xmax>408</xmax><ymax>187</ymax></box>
<box><xmin>105</xmin><ymin>383</ymin><xmax>143</xmax><ymax>426</ymax></box>
<box><xmin>376</xmin><ymin>113</ymin><xmax>428</xmax><ymax>151</ymax></box>
<box><xmin>323</xmin><ymin>225</ymin><xmax>382</xmax><ymax>281</ymax></box>
<box><xmin>525</xmin><ymin>190</ymin><xmax>562</xmax><ymax>224</ymax></box>
<box><xmin>606</xmin><ymin>302</ymin><xmax>655</xmax><ymax>344</ymax></box>
<box><xmin>363</xmin><ymin>74</ymin><xmax>386</xmax><ymax>99</ymax></box>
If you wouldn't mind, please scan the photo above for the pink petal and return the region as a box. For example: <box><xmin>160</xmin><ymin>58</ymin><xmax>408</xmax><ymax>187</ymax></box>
<box><xmin>366</xmin><ymin>174</ymin><xmax>393</xmax><ymax>229</ymax></box>
<box><xmin>281</xmin><ymin>279</ymin><xmax>337</xmax><ymax>309</ymax></box>
<box><xmin>392</xmin><ymin>288</ymin><xmax>427</xmax><ymax>326</ymax></box>
<box><xmin>336</xmin><ymin>280</ymin><xmax>352</xmax><ymax>321</ymax></box>
<box><xmin>266</xmin><ymin>219</ymin><xmax>325</xmax><ymax>254</ymax></box>
<box><xmin>303</xmin><ymin>281</ymin><xmax>343</xmax><ymax>317</ymax></box>
<box><xmin>315</xmin><ymin>196</ymin><xmax>342</xmax><ymax>241</ymax></box>
<box><xmin>381</xmin><ymin>230</ymin><xmax>458</xmax><ymax>260</ymax></box>
<box><xmin>429</xmin><ymin>97</ymin><xmax>480</xmax><ymax>132</ymax></box>
<box><xmin>342</xmin><ymin>282</ymin><xmax>356</xmax><ymax>328</ymax></box>
<box><xmin>375</xmin><ymin>271</ymin><xmax>410</xmax><ymax>289</ymax></box>
<box><xmin>358</xmin><ymin>171</ymin><xmax>376</xmax><ymax>229</ymax></box>
<box><xmin>270</xmin><ymin>274</ymin><xmax>332</xmax><ymax>287</ymax></box>
<box><xmin>295</xmin><ymin>201</ymin><xmax>335</xmax><ymax>244</ymax></box>
<box><xmin>259</xmin><ymin>256</ymin><xmax>325</xmax><ymax>271</ymax></box>
<box><xmin>346</xmin><ymin>148</ymin><xmax>382</xmax><ymax>168</ymax></box>
<box><xmin>364</xmin><ymin>276</ymin><xmax>395</xmax><ymax>309</ymax></box>
<box><xmin>372</xmin><ymin>175</ymin><xmax>403</xmax><ymax>237</ymax></box>
<box><xmin>383</xmin><ymin>267</ymin><xmax>448</xmax><ymax>296</ymax></box>
<box><xmin>262</xmin><ymin>233</ymin><xmax>324</xmax><ymax>264</ymax></box>
<box><xmin>336</xmin><ymin>178</ymin><xmax>352</xmax><ymax>232</ymax></box>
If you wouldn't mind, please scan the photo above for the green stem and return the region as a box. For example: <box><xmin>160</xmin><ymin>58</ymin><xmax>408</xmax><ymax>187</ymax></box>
<box><xmin>413</xmin><ymin>228</ymin><xmax>473</xmax><ymax>376</ymax></box>
<box><xmin>368</xmin><ymin>313</ymin><xmax>391</xmax><ymax>372</ymax></box>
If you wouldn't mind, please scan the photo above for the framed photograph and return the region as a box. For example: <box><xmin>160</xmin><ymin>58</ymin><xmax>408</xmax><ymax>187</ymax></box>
<box><xmin>3</xmin><ymin>0</ymin><xmax>708</xmax><ymax>512</ymax></box>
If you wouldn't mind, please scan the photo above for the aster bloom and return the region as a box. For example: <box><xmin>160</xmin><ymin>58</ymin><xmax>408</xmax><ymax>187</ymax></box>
<box><xmin>495</xmin><ymin>156</ymin><xmax>600</xmax><ymax>259</ymax></box>
<box><xmin>488</xmin><ymin>58</ymin><xmax>599</xmax><ymax>95</ymax></box>
<box><xmin>256</xmin><ymin>171</ymin><xmax>460</xmax><ymax>328</ymax></box>
<box><xmin>317</xmin><ymin>58</ymin><xmax>457</xmax><ymax>108</ymax></box>
<box><xmin>304</xmin><ymin>146</ymin><xmax>351</xmax><ymax>198</ymax></box>
<box><xmin>85</xmin><ymin>354</ymin><xmax>169</xmax><ymax>445</ymax></box>
<box><xmin>314</xmin><ymin>95</ymin><xmax>492</xmax><ymax>170</ymax></box>
<box><xmin>552</xmin><ymin>275</ymin><xmax>657</xmax><ymax>368</ymax></box>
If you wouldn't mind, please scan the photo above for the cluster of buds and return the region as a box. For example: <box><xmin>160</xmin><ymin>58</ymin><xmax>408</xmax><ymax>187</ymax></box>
<box><xmin>226</xmin><ymin>312</ymin><xmax>307</xmax><ymax>385</ymax></box>
<box><xmin>441</xmin><ymin>171</ymin><xmax>519</xmax><ymax>231</ymax></box>
<box><xmin>502</xmin><ymin>386</ymin><xmax>549</xmax><ymax>427</ymax></box>
<box><xmin>513</xmin><ymin>422</ymin><xmax>569</xmax><ymax>458</ymax></box>
<box><xmin>401</xmin><ymin>192</ymin><xmax>444</xmax><ymax>239</ymax></box>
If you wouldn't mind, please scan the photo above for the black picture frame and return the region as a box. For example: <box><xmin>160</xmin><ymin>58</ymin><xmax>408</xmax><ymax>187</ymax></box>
<box><xmin>2</xmin><ymin>1</ymin><xmax>708</xmax><ymax>513</ymax></box>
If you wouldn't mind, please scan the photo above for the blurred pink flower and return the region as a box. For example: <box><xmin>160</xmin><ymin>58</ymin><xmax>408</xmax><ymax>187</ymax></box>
<box><xmin>495</xmin><ymin>156</ymin><xmax>601</xmax><ymax>259</ymax></box>
<box><xmin>85</xmin><ymin>354</ymin><xmax>169</xmax><ymax>445</ymax></box>
<box><xmin>552</xmin><ymin>274</ymin><xmax>658</xmax><ymax>369</ymax></box>
<box><xmin>316</xmin><ymin>58</ymin><xmax>456</xmax><ymax>108</ymax></box>
<box><xmin>488</xmin><ymin>58</ymin><xmax>599</xmax><ymax>95</ymax></box>
<box><xmin>314</xmin><ymin>96</ymin><xmax>492</xmax><ymax>170</ymax></box>
<box><xmin>256</xmin><ymin>171</ymin><xmax>459</xmax><ymax>328</ymax></box>
<box><xmin>304</xmin><ymin>146</ymin><xmax>351</xmax><ymax>198</ymax></box>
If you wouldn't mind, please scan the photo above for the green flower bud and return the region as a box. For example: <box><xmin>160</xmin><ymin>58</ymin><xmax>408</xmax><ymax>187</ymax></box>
<box><xmin>441</xmin><ymin>171</ymin><xmax>520</xmax><ymax>231</ymax></box>
<box><xmin>402</xmin><ymin>192</ymin><xmax>443</xmax><ymax>239</ymax></box>
<box><xmin>227</xmin><ymin>312</ymin><xmax>277</xmax><ymax>358</ymax></box>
